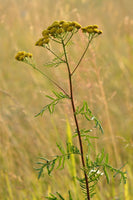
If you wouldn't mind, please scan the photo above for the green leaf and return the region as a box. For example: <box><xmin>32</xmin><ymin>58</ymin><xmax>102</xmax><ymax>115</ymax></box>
<box><xmin>103</xmin><ymin>166</ymin><xmax>109</xmax><ymax>184</ymax></box>
<box><xmin>99</xmin><ymin>123</ymin><xmax>104</xmax><ymax>134</ymax></box>
<box><xmin>47</xmin><ymin>159</ymin><xmax>56</xmax><ymax>175</ymax></box>
<box><xmin>99</xmin><ymin>149</ymin><xmax>105</xmax><ymax>163</ymax></box>
<box><xmin>39</xmin><ymin>157</ymin><xmax>49</xmax><ymax>161</ymax></box>
<box><xmin>35</xmin><ymin>91</ymin><xmax>70</xmax><ymax>117</ymax></box>
<box><xmin>45</xmin><ymin>95</ymin><xmax>55</xmax><ymax>100</ymax></box>
<box><xmin>68</xmin><ymin>191</ymin><xmax>73</xmax><ymax>200</ymax></box>
<box><xmin>38</xmin><ymin>168</ymin><xmax>43</xmax><ymax>179</ymax></box>
<box><xmin>46</xmin><ymin>193</ymin><xmax>58</xmax><ymax>199</ymax></box>
<box><xmin>66</xmin><ymin>142</ymin><xmax>71</xmax><ymax>159</ymax></box>
<box><xmin>46</xmin><ymin>191</ymin><xmax>73</xmax><ymax>200</ymax></box>
<box><xmin>35</xmin><ymin>105</ymin><xmax>48</xmax><ymax>117</ymax></box>
<box><xmin>56</xmin><ymin>156</ymin><xmax>62</xmax><ymax>169</ymax></box>
<box><xmin>43</xmin><ymin>52</ymin><xmax>65</xmax><ymax>68</ymax></box>
<box><xmin>56</xmin><ymin>143</ymin><xmax>65</xmax><ymax>155</ymax></box>
<box><xmin>56</xmin><ymin>192</ymin><xmax>65</xmax><ymax>200</ymax></box>
<box><xmin>61</xmin><ymin>156</ymin><xmax>66</xmax><ymax>169</ymax></box>
<box><xmin>75</xmin><ymin>101</ymin><xmax>104</xmax><ymax>134</ymax></box>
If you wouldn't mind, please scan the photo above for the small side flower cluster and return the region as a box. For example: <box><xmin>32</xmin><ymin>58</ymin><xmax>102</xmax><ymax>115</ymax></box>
<box><xmin>15</xmin><ymin>51</ymin><xmax>32</xmax><ymax>61</ymax></box>
<box><xmin>81</xmin><ymin>25</ymin><xmax>102</xmax><ymax>35</ymax></box>
<box><xmin>35</xmin><ymin>20</ymin><xmax>81</xmax><ymax>47</ymax></box>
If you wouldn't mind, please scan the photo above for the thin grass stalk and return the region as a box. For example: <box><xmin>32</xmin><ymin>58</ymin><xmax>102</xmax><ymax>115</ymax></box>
<box><xmin>66</xmin><ymin>119</ymin><xmax>79</xmax><ymax>199</ymax></box>
<box><xmin>90</xmin><ymin>49</ymin><xmax>121</xmax><ymax>166</ymax></box>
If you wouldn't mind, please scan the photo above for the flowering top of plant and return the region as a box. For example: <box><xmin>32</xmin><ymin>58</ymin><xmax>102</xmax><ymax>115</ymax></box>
<box><xmin>15</xmin><ymin>20</ymin><xmax>103</xmax><ymax>62</ymax></box>
<box><xmin>15</xmin><ymin>51</ymin><xmax>32</xmax><ymax>61</ymax></box>
<box><xmin>35</xmin><ymin>20</ymin><xmax>81</xmax><ymax>47</ymax></box>
<box><xmin>35</xmin><ymin>20</ymin><xmax>102</xmax><ymax>47</ymax></box>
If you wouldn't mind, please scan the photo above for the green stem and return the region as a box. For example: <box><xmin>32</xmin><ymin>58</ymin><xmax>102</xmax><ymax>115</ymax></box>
<box><xmin>46</xmin><ymin>46</ymin><xmax>66</xmax><ymax>63</ymax></box>
<box><xmin>26</xmin><ymin>61</ymin><xmax>69</xmax><ymax>97</ymax></box>
<box><xmin>50</xmin><ymin>38</ymin><xmax>62</xmax><ymax>44</ymax></box>
<box><xmin>65</xmin><ymin>32</ymin><xmax>74</xmax><ymax>46</ymax></box>
<box><xmin>62</xmin><ymin>39</ymin><xmax>90</xmax><ymax>200</ymax></box>
<box><xmin>71</xmin><ymin>35</ymin><xmax>94</xmax><ymax>76</ymax></box>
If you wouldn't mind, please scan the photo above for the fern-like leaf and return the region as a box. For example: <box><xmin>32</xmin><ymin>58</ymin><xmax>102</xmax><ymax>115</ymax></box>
<box><xmin>75</xmin><ymin>101</ymin><xmax>104</xmax><ymax>134</ymax></box>
<box><xmin>35</xmin><ymin>91</ymin><xmax>70</xmax><ymax>117</ymax></box>
<box><xmin>35</xmin><ymin>142</ymin><xmax>80</xmax><ymax>179</ymax></box>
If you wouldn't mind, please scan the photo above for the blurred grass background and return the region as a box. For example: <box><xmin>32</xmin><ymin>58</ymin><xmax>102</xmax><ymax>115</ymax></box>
<box><xmin>0</xmin><ymin>0</ymin><xmax>133</xmax><ymax>199</ymax></box>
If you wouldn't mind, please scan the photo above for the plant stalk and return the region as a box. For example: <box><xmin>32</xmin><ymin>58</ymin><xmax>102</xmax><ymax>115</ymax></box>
<box><xmin>71</xmin><ymin>35</ymin><xmax>93</xmax><ymax>76</ymax></box>
<box><xmin>27</xmin><ymin>62</ymin><xmax>69</xmax><ymax>97</ymax></box>
<box><xmin>62</xmin><ymin>39</ymin><xmax>90</xmax><ymax>200</ymax></box>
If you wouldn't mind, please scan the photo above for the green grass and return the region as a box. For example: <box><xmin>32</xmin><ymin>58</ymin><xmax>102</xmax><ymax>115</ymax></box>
<box><xmin>0</xmin><ymin>0</ymin><xmax>133</xmax><ymax>199</ymax></box>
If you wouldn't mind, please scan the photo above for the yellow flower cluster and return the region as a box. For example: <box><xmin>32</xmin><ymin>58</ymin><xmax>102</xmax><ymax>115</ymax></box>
<box><xmin>35</xmin><ymin>21</ymin><xmax>102</xmax><ymax>47</ymax></box>
<box><xmin>15</xmin><ymin>51</ymin><xmax>32</xmax><ymax>61</ymax></box>
<box><xmin>35</xmin><ymin>20</ymin><xmax>81</xmax><ymax>46</ymax></box>
<box><xmin>81</xmin><ymin>25</ymin><xmax>102</xmax><ymax>35</ymax></box>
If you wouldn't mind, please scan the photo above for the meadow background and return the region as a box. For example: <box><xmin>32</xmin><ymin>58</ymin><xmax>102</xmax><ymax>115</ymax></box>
<box><xmin>0</xmin><ymin>0</ymin><xmax>133</xmax><ymax>199</ymax></box>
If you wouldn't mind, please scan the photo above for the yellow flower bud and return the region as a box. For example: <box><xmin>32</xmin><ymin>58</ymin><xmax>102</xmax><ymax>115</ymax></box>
<box><xmin>97</xmin><ymin>30</ymin><xmax>103</xmax><ymax>34</ymax></box>
<box><xmin>49</xmin><ymin>27</ymin><xmax>57</xmax><ymax>34</ymax></box>
<box><xmin>67</xmin><ymin>26</ymin><xmax>74</xmax><ymax>32</ymax></box>
<box><xmin>51</xmin><ymin>21</ymin><xmax>60</xmax><ymax>27</ymax></box>
<box><xmin>86</xmin><ymin>25</ymin><xmax>93</xmax><ymax>29</ymax></box>
<box><xmin>93</xmin><ymin>29</ymin><xmax>99</xmax><ymax>33</ymax></box>
<box><xmin>19</xmin><ymin>55</ymin><xmax>25</xmax><ymax>61</ymax></box>
<box><xmin>18</xmin><ymin>51</ymin><xmax>25</xmax><ymax>55</ymax></box>
<box><xmin>44</xmin><ymin>38</ymin><xmax>50</xmax><ymax>44</ymax></box>
<box><xmin>81</xmin><ymin>27</ymin><xmax>88</xmax><ymax>33</ymax></box>
<box><xmin>47</xmin><ymin>25</ymin><xmax>53</xmax><ymax>30</ymax></box>
<box><xmin>93</xmin><ymin>24</ymin><xmax>98</xmax><ymax>29</ymax></box>
<box><xmin>25</xmin><ymin>53</ymin><xmax>29</xmax><ymax>57</ymax></box>
<box><xmin>56</xmin><ymin>28</ymin><xmax>64</xmax><ymax>34</ymax></box>
<box><xmin>86</xmin><ymin>28</ymin><xmax>94</xmax><ymax>33</ymax></box>
<box><xmin>28</xmin><ymin>53</ymin><xmax>32</xmax><ymax>58</ymax></box>
<box><xmin>42</xmin><ymin>29</ymin><xmax>50</xmax><ymax>37</ymax></box>
<box><xmin>62</xmin><ymin>22</ymin><xmax>70</xmax><ymax>31</ymax></box>
<box><xmin>59</xmin><ymin>20</ymin><xmax>66</xmax><ymax>24</ymax></box>
<box><xmin>71</xmin><ymin>21</ymin><xmax>81</xmax><ymax>29</ymax></box>
<box><xmin>35</xmin><ymin>38</ymin><xmax>45</xmax><ymax>46</ymax></box>
<box><xmin>74</xmin><ymin>23</ymin><xmax>81</xmax><ymax>29</ymax></box>
<box><xmin>43</xmin><ymin>35</ymin><xmax>49</xmax><ymax>39</ymax></box>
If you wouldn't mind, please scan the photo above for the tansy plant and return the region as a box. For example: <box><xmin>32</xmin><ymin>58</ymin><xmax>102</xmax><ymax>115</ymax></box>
<box><xmin>15</xmin><ymin>20</ymin><xmax>126</xmax><ymax>200</ymax></box>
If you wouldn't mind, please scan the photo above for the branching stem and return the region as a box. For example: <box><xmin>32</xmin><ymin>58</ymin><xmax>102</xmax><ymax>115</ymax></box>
<box><xmin>27</xmin><ymin>62</ymin><xmax>69</xmax><ymax>97</ymax></box>
<box><xmin>46</xmin><ymin>46</ymin><xmax>66</xmax><ymax>63</ymax></box>
<box><xmin>71</xmin><ymin>35</ymin><xmax>94</xmax><ymax>76</ymax></box>
<box><xmin>62</xmin><ymin>39</ymin><xmax>90</xmax><ymax>200</ymax></box>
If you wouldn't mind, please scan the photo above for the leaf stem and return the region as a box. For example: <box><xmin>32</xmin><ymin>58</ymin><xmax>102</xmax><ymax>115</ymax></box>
<box><xmin>65</xmin><ymin>32</ymin><xmax>74</xmax><ymax>46</ymax></box>
<box><xmin>71</xmin><ymin>35</ymin><xmax>94</xmax><ymax>76</ymax></box>
<box><xmin>62</xmin><ymin>39</ymin><xmax>90</xmax><ymax>200</ymax></box>
<box><xmin>27</xmin><ymin>62</ymin><xmax>69</xmax><ymax>97</ymax></box>
<box><xmin>46</xmin><ymin>46</ymin><xmax>66</xmax><ymax>63</ymax></box>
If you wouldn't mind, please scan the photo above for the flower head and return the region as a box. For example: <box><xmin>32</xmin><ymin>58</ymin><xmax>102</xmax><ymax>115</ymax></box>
<box><xmin>72</xmin><ymin>21</ymin><xmax>81</xmax><ymax>29</ymax></box>
<box><xmin>81</xmin><ymin>24</ymin><xmax>102</xmax><ymax>35</ymax></box>
<box><xmin>56</xmin><ymin>28</ymin><xmax>64</xmax><ymax>34</ymax></box>
<box><xmin>35</xmin><ymin>20</ymin><xmax>82</xmax><ymax>46</ymax></box>
<box><xmin>61</xmin><ymin>22</ymin><xmax>70</xmax><ymax>31</ymax></box>
<box><xmin>15</xmin><ymin>51</ymin><xmax>32</xmax><ymax>61</ymax></box>
<box><xmin>35</xmin><ymin>37</ymin><xmax>50</xmax><ymax>46</ymax></box>
<box><xmin>42</xmin><ymin>29</ymin><xmax>50</xmax><ymax>37</ymax></box>
<box><xmin>51</xmin><ymin>21</ymin><xmax>60</xmax><ymax>27</ymax></box>
<box><xmin>67</xmin><ymin>26</ymin><xmax>74</xmax><ymax>32</ymax></box>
